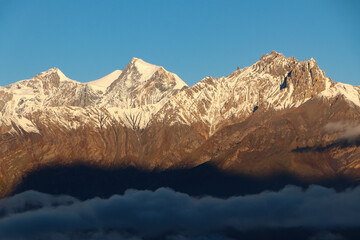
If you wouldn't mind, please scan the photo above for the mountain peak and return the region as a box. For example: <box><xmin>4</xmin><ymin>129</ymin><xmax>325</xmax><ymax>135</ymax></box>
<box><xmin>270</xmin><ymin>50</ymin><xmax>282</xmax><ymax>56</ymax></box>
<box><xmin>34</xmin><ymin>67</ymin><xmax>74</xmax><ymax>82</ymax></box>
<box><xmin>307</xmin><ymin>57</ymin><xmax>318</xmax><ymax>68</ymax></box>
<box><xmin>260</xmin><ymin>50</ymin><xmax>285</xmax><ymax>61</ymax></box>
<box><xmin>41</xmin><ymin>67</ymin><xmax>61</xmax><ymax>76</ymax></box>
<box><xmin>130</xmin><ymin>57</ymin><xmax>145</xmax><ymax>62</ymax></box>
<box><xmin>87</xmin><ymin>70</ymin><xmax>123</xmax><ymax>92</ymax></box>
<box><xmin>123</xmin><ymin>57</ymin><xmax>160</xmax><ymax>83</ymax></box>
<box><xmin>130</xmin><ymin>57</ymin><xmax>158</xmax><ymax>69</ymax></box>
<box><xmin>308</xmin><ymin>57</ymin><xmax>316</xmax><ymax>62</ymax></box>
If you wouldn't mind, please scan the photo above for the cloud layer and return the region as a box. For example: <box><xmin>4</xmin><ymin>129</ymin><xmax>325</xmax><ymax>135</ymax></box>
<box><xmin>324</xmin><ymin>121</ymin><xmax>360</xmax><ymax>141</ymax></box>
<box><xmin>1</xmin><ymin>186</ymin><xmax>360</xmax><ymax>239</ymax></box>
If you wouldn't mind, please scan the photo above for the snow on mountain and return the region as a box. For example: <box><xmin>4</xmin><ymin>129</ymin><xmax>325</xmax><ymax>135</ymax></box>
<box><xmin>155</xmin><ymin>51</ymin><xmax>336</xmax><ymax>134</ymax></box>
<box><xmin>131</xmin><ymin>57</ymin><xmax>161</xmax><ymax>83</ymax></box>
<box><xmin>0</xmin><ymin>68</ymin><xmax>99</xmax><ymax>113</ymax></box>
<box><xmin>319</xmin><ymin>83</ymin><xmax>360</xmax><ymax>107</ymax></box>
<box><xmin>0</xmin><ymin>68</ymin><xmax>103</xmax><ymax>134</ymax></box>
<box><xmin>99</xmin><ymin>57</ymin><xmax>188</xmax><ymax>129</ymax></box>
<box><xmin>3</xmin><ymin>53</ymin><xmax>360</xmax><ymax>199</ymax></box>
<box><xmin>0</xmin><ymin>52</ymin><xmax>359</xmax><ymax>136</ymax></box>
<box><xmin>101</xmin><ymin>58</ymin><xmax>187</xmax><ymax>107</ymax></box>
<box><xmin>87</xmin><ymin>70</ymin><xmax>122</xmax><ymax>93</ymax></box>
<box><xmin>0</xmin><ymin>58</ymin><xmax>189</xmax><ymax>133</ymax></box>
<box><xmin>35</xmin><ymin>67</ymin><xmax>77</xmax><ymax>83</ymax></box>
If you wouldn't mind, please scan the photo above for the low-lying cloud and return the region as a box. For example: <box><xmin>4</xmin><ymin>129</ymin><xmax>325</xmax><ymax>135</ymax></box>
<box><xmin>324</xmin><ymin>121</ymin><xmax>360</xmax><ymax>142</ymax></box>
<box><xmin>1</xmin><ymin>186</ymin><xmax>360</xmax><ymax>239</ymax></box>
<box><xmin>0</xmin><ymin>190</ymin><xmax>78</xmax><ymax>218</ymax></box>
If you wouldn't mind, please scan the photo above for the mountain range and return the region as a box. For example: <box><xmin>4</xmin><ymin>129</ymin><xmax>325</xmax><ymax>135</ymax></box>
<box><xmin>1</xmin><ymin>51</ymin><xmax>360</xmax><ymax>198</ymax></box>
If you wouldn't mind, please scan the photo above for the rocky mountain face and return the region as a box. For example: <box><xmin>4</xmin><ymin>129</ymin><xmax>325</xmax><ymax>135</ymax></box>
<box><xmin>1</xmin><ymin>51</ymin><xmax>360</xmax><ymax>197</ymax></box>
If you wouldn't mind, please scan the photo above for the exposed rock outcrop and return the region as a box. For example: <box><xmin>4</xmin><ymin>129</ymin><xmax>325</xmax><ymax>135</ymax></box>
<box><xmin>0</xmin><ymin>52</ymin><xmax>359</xmax><ymax>198</ymax></box>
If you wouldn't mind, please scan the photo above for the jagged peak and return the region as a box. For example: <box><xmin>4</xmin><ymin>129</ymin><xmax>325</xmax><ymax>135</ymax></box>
<box><xmin>260</xmin><ymin>50</ymin><xmax>286</xmax><ymax>61</ymax></box>
<box><xmin>40</xmin><ymin>67</ymin><xmax>61</xmax><ymax>75</ymax></box>
<box><xmin>270</xmin><ymin>50</ymin><xmax>284</xmax><ymax>56</ymax></box>
<box><xmin>151</xmin><ymin>66</ymin><xmax>188</xmax><ymax>89</ymax></box>
<box><xmin>130</xmin><ymin>57</ymin><xmax>159</xmax><ymax>70</ymax></box>
<box><xmin>129</xmin><ymin>57</ymin><xmax>174</xmax><ymax>76</ymax></box>
<box><xmin>123</xmin><ymin>57</ymin><xmax>188</xmax><ymax>88</ymax></box>
<box><xmin>293</xmin><ymin>58</ymin><xmax>322</xmax><ymax>74</ymax></box>
<box><xmin>259</xmin><ymin>51</ymin><xmax>319</xmax><ymax>67</ymax></box>
<box><xmin>37</xmin><ymin>67</ymin><xmax>60</xmax><ymax>76</ymax></box>
<box><xmin>307</xmin><ymin>57</ymin><xmax>318</xmax><ymax>68</ymax></box>
<box><xmin>124</xmin><ymin>57</ymin><xmax>161</xmax><ymax>83</ymax></box>
<box><xmin>130</xmin><ymin>57</ymin><xmax>144</xmax><ymax>62</ymax></box>
<box><xmin>199</xmin><ymin>76</ymin><xmax>217</xmax><ymax>86</ymax></box>
<box><xmin>308</xmin><ymin>57</ymin><xmax>316</xmax><ymax>62</ymax></box>
<box><xmin>34</xmin><ymin>67</ymin><xmax>76</xmax><ymax>82</ymax></box>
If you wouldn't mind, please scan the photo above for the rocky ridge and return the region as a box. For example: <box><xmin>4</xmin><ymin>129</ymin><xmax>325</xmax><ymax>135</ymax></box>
<box><xmin>0</xmin><ymin>51</ymin><xmax>359</xmax><ymax>197</ymax></box>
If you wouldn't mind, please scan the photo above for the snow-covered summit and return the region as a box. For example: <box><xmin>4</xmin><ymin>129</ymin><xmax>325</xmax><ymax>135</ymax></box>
<box><xmin>98</xmin><ymin>57</ymin><xmax>188</xmax><ymax>129</ymax></box>
<box><xmin>87</xmin><ymin>70</ymin><xmax>122</xmax><ymax>93</ymax></box>
<box><xmin>34</xmin><ymin>67</ymin><xmax>77</xmax><ymax>83</ymax></box>
<box><xmin>319</xmin><ymin>82</ymin><xmax>360</xmax><ymax>107</ymax></box>
<box><xmin>100</xmin><ymin>57</ymin><xmax>188</xmax><ymax>108</ymax></box>
<box><xmin>155</xmin><ymin>51</ymin><xmax>339</xmax><ymax>134</ymax></box>
<box><xmin>0</xmin><ymin>53</ymin><xmax>359</xmax><ymax>135</ymax></box>
<box><xmin>130</xmin><ymin>57</ymin><xmax>161</xmax><ymax>83</ymax></box>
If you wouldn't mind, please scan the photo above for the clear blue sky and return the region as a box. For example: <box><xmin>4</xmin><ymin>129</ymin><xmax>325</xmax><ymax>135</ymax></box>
<box><xmin>0</xmin><ymin>0</ymin><xmax>359</xmax><ymax>86</ymax></box>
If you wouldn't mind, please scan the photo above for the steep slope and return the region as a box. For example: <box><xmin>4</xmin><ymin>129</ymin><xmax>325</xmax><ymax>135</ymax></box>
<box><xmin>87</xmin><ymin>69</ymin><xmax>122</xmax><ymax>93</ymax></box>
<box><xmin>1</xmin><ymin>67</ymin><xmax>100</xmax><ymax>110</ymax></box>
<box><xmin>184</xmin><ymin>96</ymin><xmax>360</xmax><ymax>179</ymax></box>
<box><xmin>100</xmin><ymin>57</ymin><xmax>188</xmax><ymax>129</ymax></box>
<box><xmin>0</xmin><ymin>51</ymin><xmax>359</xmax><ymax>198</ymax></box>
<box><xmin>155</xmin><ymin>51</ymin><xmax>334</xmax><ymax>135</ymax></box>
<box><xmin>0</xmin><ymin>68</ymin><xmax>103</xmax><ymax>134</ymax></box>
<box><xmin>319</xmin><ymin>82</ymin><xmax>360</xmax><ymax>107</ymax></box>
<box><xmin>141</xmin><ymin>53</ymin><xmax>359</xmax><ymax>173</ymax></box>
<box><xmin>0</xmin><ymin>58</ymin><xmax>187</xmax><ymax>134</ymax></box>
<box><xmin>0</xmin><ymin>58</ymin><xmax>190</xmax><ymax>196</ymax></box>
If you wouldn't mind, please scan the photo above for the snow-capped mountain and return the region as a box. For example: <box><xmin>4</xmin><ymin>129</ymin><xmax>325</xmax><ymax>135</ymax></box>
<box><xmin>0</xmin><ymin>58</ymin><xmax>188</xmax><ymax>133</ymax></box>
<box><xmin>98</xmin><ymin>57</ymin><xmax>188</xmax><ymax>129</ymax></box>
<box><xmin>1</xmin><ymin>52</ymin><xmax>359</xmax><ymax>135</ymax></box>
<box><xmin>154</xmin><ymin>51</ymin><xmax>358</xmax><ymax>134</ymax></box>
<box><xmin>0</xmin><ymin>51</ymin><xmax>360</xmax><ymax>197</ymax></box>
<box><xmin>88</xmin><ymin>70</ymin><xmax>122</xmax><ymax>93</ymax></box>
<box><xmin>0</xmin><ymin>69</ymin><xmax>102</xmax><ymax>134</ymax></box>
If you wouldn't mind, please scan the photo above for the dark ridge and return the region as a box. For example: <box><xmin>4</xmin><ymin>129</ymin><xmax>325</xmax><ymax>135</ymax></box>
<box><xmin>293</xmin><ymin>137</ymin><xmax>360</xmax><ymax>152</ymax></box>
<box><xmin>11</xmin><ymin>162</ymin><xmax>359</xmax><ymax>200</ymax></box>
